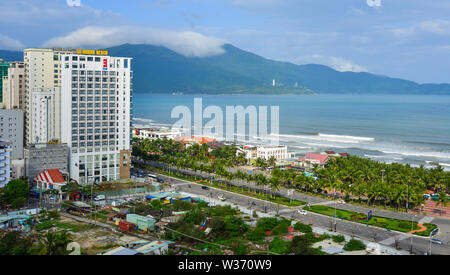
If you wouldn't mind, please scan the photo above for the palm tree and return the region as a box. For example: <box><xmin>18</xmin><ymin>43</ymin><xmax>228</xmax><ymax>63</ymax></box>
<box><xmin>268</xmin><ymin>156</ymin><xmax>277</xmax><ymax>168</ymax></box>
<box><xmin>436</xmin><ymin>191</ymin><xmax>449</xmax><ymax>207</ymax></box>
<box><xmin>40</xmin><ymin>231</ymin><xmax>72</xmax><ymax>255</ymax></box>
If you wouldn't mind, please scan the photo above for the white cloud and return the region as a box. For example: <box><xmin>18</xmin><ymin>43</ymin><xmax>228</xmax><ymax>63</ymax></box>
<box><xmin>0</xmin><ymin>34</ymin><xmax>25</xmax><ymax>50</ymax></box>
<box><xmin>390</xmin><ymin>19</ymin><xmax>450</xmax><ymax>38</ymax></box>
<box><xmin>296</xmin><ymin>54</ymin><xmax>368</xmax><ymax>72</ymax></box>
<box><xmin>366</xmin><ymin>0</ymin><xmax>382</xmax><ymax>8</ymax></box>
<box><xmin>230</xmin><ymin>0</ymin><xmax>287</xmax><ymax>7</ymax></box>
<box><xmin>43</xmin><ymin>26</ymin><xmax>227</xmax><ymax>57</ymax></box>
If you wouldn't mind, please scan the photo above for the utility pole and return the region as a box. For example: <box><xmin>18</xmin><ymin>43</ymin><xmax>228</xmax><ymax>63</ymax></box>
<box><xmin>410</xmin><ymin>215</ymin><xmax>414</xmax><ymax>254</ymax></box>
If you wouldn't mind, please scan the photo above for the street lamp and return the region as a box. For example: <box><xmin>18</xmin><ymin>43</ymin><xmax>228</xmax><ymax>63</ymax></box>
<box><xmin>410</xmin><ymin>214</ymin><xmax>416</xmax><ymax>254</ymax></box>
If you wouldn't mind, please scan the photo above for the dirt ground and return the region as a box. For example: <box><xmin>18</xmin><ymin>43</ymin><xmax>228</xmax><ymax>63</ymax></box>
<box><xmin>59</xmin><ymin>216</ymin><xmax>142</xmax><ymax>255</ymax></box>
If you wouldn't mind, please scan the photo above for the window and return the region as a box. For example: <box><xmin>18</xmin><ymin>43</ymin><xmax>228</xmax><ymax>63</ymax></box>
<box><xmin>95</xmin><ymin>57</ymin><xmax>101</xmax><ymax>62</ymax></box>
<box><xmin>72</xmin><ymin>56</ymin><xmax>78</xmax><ymax>61</ymax></box>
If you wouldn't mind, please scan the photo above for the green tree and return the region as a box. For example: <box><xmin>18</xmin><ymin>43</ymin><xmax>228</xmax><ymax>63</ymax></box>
<box><xmin>1</xmin><ymin>179</ymin><xmax>29</xmax><ymax>209</ymax></box>
<box><xmin>0</xmin><ymin>231</ymin><xmax>34</xmax><ymax>255</ymax></box>
<box><xmin>40</xmin><ymin>231</ymin><xmax>72</xmax><ymax>255</ymax></box>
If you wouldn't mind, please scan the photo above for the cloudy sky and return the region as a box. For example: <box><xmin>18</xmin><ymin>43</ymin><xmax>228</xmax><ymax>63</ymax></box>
<box><xmin>1</xmin><ymin>0</ymin><xmax>449</xmax><ymax>83</ymax></box>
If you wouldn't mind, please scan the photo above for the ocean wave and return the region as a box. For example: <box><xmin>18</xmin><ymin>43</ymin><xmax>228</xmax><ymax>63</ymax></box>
<box><xmin>303</xmin><ymin>142</ymin><xmax>350</xmax><ymax>149</ymax></box>
<box><xmin>318</xmin><ymin>133</ymin><xmax>375</xmax><ymax>142</ymax></box>
<box><xmin>364</xmin><ymin>154</ymin><xmax>403</xmax><ymax>161</ymax></box>
<box><xmin>133</xmin><ymin>117</ymin><xmax>154</xmax><ymax>123</ymax></box>
<box><xmin>271</xmin><ymin>133</ymin><xmax>372</xmax><ymax>144</ymax></box>
<box><xmin>381</xmin><ymin>150</ymin><xmax>450</xmax><ymax>159</ymax></box>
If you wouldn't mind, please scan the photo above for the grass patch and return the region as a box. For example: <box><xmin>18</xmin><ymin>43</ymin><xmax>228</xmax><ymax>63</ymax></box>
<box><xmin>307</xmin><ymin>205</ymin><xmax>436</xmax><ymax>236</ymax></box>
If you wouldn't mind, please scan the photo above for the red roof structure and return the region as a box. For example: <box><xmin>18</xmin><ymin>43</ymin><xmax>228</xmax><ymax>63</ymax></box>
<box><xmin>301</xmin><ymin>153</ymin><xmax>329</xmax><ymax>164</ymax></box>
<box><xmin>34</xmin><ymin>169</ymin><xmax>66</xmax><ymax>189</ymax></box>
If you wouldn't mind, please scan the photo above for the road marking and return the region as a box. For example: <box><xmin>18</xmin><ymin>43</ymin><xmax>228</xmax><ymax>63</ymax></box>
<box><xmin>379</xmin><ymin>234</ymin><xmax>410</xmax><ymax>245</ymax></box>
<box><xmin>418</xmin><ymin>217</ymin><xmax>434</xmax><ymax>224</ymax></box>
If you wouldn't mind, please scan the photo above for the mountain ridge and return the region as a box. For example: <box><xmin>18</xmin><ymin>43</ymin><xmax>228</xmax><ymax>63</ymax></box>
<box><xmin>1</xmin><ymin>44</ymin><xmax>449</xmax><ymax>94</ymax></box>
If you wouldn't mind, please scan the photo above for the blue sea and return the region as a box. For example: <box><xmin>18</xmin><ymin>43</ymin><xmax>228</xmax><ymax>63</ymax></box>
<box><xmin>132</xmin><ymin>93</ymin><xmax>450</xmax><ymax>171</ymax></box>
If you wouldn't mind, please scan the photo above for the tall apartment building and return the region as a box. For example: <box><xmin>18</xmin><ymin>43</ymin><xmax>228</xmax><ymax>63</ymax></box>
<box><xmin>24</xmin><ymin>49</ymin><xmax>63</xmax><ymax>145</ymax></box>
<box><xmin>0</xmin><ymin>139</ymin><xmax>11</xmax><ymax>188</ymax></box>
<box><xmin>2</xmin><ymin>62</ymin><xmax>25</xmax><ymax>110</ymax></box>
<box><xmin>23</xmin><ymin>48</ymin><xmax>133</xmax><ymax>185</ymax></box>
<box><xmin>60</xmin><ymin>50</ymin><xmax>132</xmax><ymax>185</ymax></box>
<box><xmin>0</xmin><ymin>109</ymin><xmax>24</xmax><ymax>159</ymax></box>
<box><xmin>30</xmin><ymin>87</ymin><xmax>60</xmax><ymax>143</ymax></box>
<box><xmin>0</xmin><ymin>59</ymin><xmax>9</xmax><ymax>104</ymax></box>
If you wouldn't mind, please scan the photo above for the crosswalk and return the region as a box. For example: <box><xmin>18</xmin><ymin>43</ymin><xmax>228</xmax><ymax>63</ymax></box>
<box><xmin>379</xmin><ymin>234</ymin><xmax>410</xmax><ymax>245</ymax></box>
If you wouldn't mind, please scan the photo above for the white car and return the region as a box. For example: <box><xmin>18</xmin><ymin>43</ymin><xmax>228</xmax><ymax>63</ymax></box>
<box><xmin>298</xmin><ymin>209</ymin><xmax>307</xmax><ymax>215</ymax></box>
<box><xmin>337</xmin><ymin>200</ymin><xmax>346</xmax><ymax>204</ymax></box>
<box><xmin>218</xmin><ymin>195</ymin><xmax>226</xmax><ymax>201</ymax></box>
<box><xmin>94</xmin><ymin>195</ymin><xmax>105</xmax><ymax>201</ymax></box>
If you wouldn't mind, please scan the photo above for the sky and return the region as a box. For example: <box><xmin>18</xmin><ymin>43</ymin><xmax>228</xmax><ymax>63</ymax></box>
<box><xmin>0</xmin><ymin>0</ymin><xmax>449</xmax><ymax>83</ymax></box>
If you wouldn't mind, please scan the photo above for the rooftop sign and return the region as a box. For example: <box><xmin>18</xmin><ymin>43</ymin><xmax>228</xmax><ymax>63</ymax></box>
<box><xmin>76</xmin><ymin>49</ymin><xmax>109</xmax><ymax>56</ymax></box>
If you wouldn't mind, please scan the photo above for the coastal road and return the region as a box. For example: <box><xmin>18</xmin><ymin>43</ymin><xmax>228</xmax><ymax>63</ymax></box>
<box><xmin>132</xmin><ymin>166</ymin><xmax>450</xmax><ymax>255</ymax></box>
<box><xmin>133</xmin><ymin>159</ymin><xmax>450</xmax><ymax>245</ymax></box>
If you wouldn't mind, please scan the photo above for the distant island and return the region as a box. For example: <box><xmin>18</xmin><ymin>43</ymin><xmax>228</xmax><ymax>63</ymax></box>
<box><xmin>2</xmin><ymin>43</ymin><xmax>450</xmax><ymax>95</ymax></box>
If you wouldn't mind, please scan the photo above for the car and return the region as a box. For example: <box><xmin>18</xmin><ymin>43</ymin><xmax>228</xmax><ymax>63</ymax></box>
<box><xmin>337</xmin><ymin>200</ymin><xmax>346</xmax><ymax>204</ymax></box>
<box><xmin>298</xmin><ymin>209</ymin><xmax>307</xmax><ymax>215</ymax></box>
<box><xmin>218</xmin><ymin>195</ymin><xmax>226</xmax><ymax>201</ymax></box>
<box><xmin>201</xmin><ymin>185</ymin><xmax>209</xmax><ymax>190</ymax></box>
<box><xmin>431</xmin><ymin>238</ymin><xmax>443</xmax><ymax>245</ymax></box>
<box><xmin>94</xmin><ymin>195</ymin><xmax>105</xmax><ymax>201</ymax></box>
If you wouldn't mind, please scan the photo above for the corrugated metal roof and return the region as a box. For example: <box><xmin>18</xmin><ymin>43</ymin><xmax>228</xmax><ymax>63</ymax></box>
<box><xmin>134</xmin><ymin>241</ymin><xmax>174</xmax><ymax>254</ymax></box>
<box><xmin>103</xmin><ymin>246</ymin><xmax>139</xmax><ymax>255</ymax></box>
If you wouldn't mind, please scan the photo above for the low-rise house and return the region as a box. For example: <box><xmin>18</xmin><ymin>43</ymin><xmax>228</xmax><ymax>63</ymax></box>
<box><xmin>34</xmin><ymin>168</ymin><xmax>67</xmax><ymax>191</ymax></box>
<box><xmin>102</xmin><ymin>246</ymin><xmax>141</xmax><ymax>255</ymax></box>
<box><xmin>134</xmin><ymin>128</ymin><xmax>181</xmax><ymax>140</ymax></box>
<box><xmin>237</xmin><ymin>145</ymin><xmax>291</xmax><ymax>161</ymax></box>
<box><xmin>296</xmin><ymin>153</ymin><xmax>330</xmax><ymax>169</ymax></box>
<box><xmin>126</xmin><ymin>214</ymin><xmax>156</xmax><ymax>231</ymax></box>
<box><xmin>175</xmin><ymin>136</ymin><xmax>216</xmax><ymax>146</ymax></box>
<box><xmin>133</xmin><ymin>240</ymin><xmax>175</xmax><ymax>255</ymax></box>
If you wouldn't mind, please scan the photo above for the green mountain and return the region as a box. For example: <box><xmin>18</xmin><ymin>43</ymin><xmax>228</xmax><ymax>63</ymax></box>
<box><xmin>2</xmin><ymin>44</ymin><xmax>449</xmax><ymax>94</ymax></box>
<box><xmin>0</xmin><ymin>50</ymin><xmax>22</xmax><ymax>62</ymax></box>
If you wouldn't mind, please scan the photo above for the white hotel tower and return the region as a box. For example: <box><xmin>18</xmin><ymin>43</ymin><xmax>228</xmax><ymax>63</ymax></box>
<box><xmin>24</xmin><ymin>48</ymin><xmax>133</xmax><ymax>185</ymax></box>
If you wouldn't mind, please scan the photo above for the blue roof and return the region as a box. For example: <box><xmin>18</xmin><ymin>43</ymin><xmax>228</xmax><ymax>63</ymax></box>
<box><xmin>103</xmin><ymin>247</ymin><xmax>139</xmax><ymax>255</ymax></box>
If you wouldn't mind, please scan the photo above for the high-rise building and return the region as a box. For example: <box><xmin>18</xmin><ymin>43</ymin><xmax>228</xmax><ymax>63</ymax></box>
<box><xmin>60</xmin><ymin>50</ymin><xmax>133</xmax><ymax>185</ymax></box>
<box><xmin>30</xmin><ymin>87</ymin><xmax>60</xmax><ymax>143</ymax></box>
<box><xmin>23</xmin><ymin>48</ymin><xmax>133</xmax><ymax>185</ymax></box>
<box><xmin>0</xmin><ymin>109</ymin><xmax>24</xmax><ymax>159</ymax></box>
<box><xmin>24</xmin><ymin>48</ymin><xmax>63</xmax><ymax>146</ymax></box>
<box><xmin>0</xmin><ymin>139</ymin><xmax>11</xmax><ymax>188</ymax></box>
<box><xmin>0</xmin><ymin>59</ymin><xmax>9</xmax><ymax>104</ymax></box>
<box><xmin>2</xmin><ymin>62</ymin><xmax>25</xmax><ymax>110</ymax></box>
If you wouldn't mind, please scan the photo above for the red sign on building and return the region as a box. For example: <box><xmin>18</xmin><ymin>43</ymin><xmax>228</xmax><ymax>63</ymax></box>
<box><xmin>103</xmin><ymin>58</ymin><xmax>108</xmax><ymax>69</ymax></box>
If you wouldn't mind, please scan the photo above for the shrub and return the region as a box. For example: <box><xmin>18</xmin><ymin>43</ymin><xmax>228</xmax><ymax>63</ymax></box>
<box><xmin>269</xmin><ymin>237</ymin><xmax>290</xmax><ymax>255</ymax></box>
<box><xmin>271</xmin><ymin>223</ymin><xmax>289</xmax><ymax>235</ymax></box>
<box><xmin>256</xmin><ymin>217</ymin><xmax>280</xmax><ymax>231</ymax></box>
<box><xmin>343</xmin><ymin>239</ymin><xmax>366</xmax><ymax>251</ymax></box>
<box><xmin>246</xmin><ymin>228</ymin><xmax>266</xmax><ymax>242</ymax></box>
<box><xmin>293</xmin><ymin>222</ymin><xmax>312</xmax><ymax>233</ymax></box>
<box><xmin>332</xmin><ymin>235</ymin><xmax>345</xmax><ymax>243</ymax></box>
